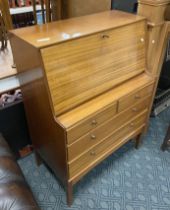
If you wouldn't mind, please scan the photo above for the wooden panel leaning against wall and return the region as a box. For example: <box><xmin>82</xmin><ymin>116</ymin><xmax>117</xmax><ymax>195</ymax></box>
<box><xmin>137</xmin><ymin>0</ymin><xmax>170</xmax><ymax>133</ymax></box>
<box><xmin>9</xmin><ymin>8</ymin><xmax>163</xmax><ymax>205</ymax></box>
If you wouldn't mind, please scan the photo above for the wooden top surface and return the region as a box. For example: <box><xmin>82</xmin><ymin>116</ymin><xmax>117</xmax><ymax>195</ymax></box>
<box><xmin>9</xmin><ymin>10</ymin><xmax>146</xmax><ymax>49</ymax></box>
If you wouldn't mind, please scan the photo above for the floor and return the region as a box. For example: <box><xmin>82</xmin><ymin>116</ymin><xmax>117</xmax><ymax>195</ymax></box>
<box><xmin>18</xmin><ymin>109</ymin><xmax>170</xmax><ymax>210</ymax></box>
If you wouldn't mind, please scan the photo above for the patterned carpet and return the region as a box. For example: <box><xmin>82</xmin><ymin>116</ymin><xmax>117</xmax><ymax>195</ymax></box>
<box><xmin>18</xmin><ymin>109</ymin><xmax>170</xmax><ymax>210</ymax></box>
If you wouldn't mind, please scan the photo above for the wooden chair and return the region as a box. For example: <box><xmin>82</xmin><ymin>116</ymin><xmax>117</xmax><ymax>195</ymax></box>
<box><xmin>44</xmin><ymin>0</ymin><xmax>111</xmax><ymax>22</ymax></box>
<box><xmin>0</xmin><ymin>0</ymin><xmax>13</xmax><ymax>30</ymax></box>
<box><xmin>63</xmin><ymin>0</ymin><xmax>111</xmax><ymax>18</ymax></box>
<box><xmin>32</xmin><ymin>0</ymin><xmax>52</xmax><ymax>24</ymax></box>
<box><xmin>0</xmin><ymin>12</ymin><xmax>7</xmax><ymax>50</ymax></box>
<box><xmin>0</xmin><ymin>0</ymin><xmax>13</xmax><ymax>50</ymax></box>
<box><xmin>161</xmin><ymin>125</ymin><xmax>170</xmax><ymax>151</ymax></box>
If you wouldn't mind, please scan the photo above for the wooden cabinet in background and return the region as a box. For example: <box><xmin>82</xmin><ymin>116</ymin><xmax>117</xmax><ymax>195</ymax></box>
<box><xmin>9</xmin><ymin>10</ymin><xmax>155</xmax><ymax>205</ymax></box>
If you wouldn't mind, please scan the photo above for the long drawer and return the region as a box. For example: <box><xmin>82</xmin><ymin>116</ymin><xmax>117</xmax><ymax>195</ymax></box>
<box><xmin>67</xmin><ymin>96</ymin><xmax>151</xmax><ymax>161</ymax></box>
<box><xmin>67</xmin><ymin>102</ymin><xmax>117</xmax><ymax>144</ymax></box>
<box><xmin>69</xmin><ymin>112</ymin><xmax>147</xmax><ymax>179</ymax></box>
<box><xmin>118</xmin><ymin>83</ymin><xmax>154</xmax><ymax>112</ymax></box>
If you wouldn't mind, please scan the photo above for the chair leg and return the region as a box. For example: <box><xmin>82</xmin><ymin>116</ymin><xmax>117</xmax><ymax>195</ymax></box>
<box><xmin>34</xmin><ymin>150</ymin><xmax>42</xmax><ymax>166</ymax></box>
<box><xmin>161</xmin><ymin>125</ymin><xmax>170</xmax><ymax>151</ymax></box>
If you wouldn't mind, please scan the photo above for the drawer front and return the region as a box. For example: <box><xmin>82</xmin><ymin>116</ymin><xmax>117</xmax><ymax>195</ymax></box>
<box><xmin>118</xmin><ymin>84</ymin><xmax>154</xmax><ymax>112</ymax></box>
<box><xmin>67</xmin><ymin>102</ymin><xmax>117</xmax><ymax>144</ymax></box>
<box><xmin>69</xmin><ymin>112</ymin><xmax>147</xmax><ymax>179</ymax></box>
<box><xmin>41</xmin><ymin>21</ymin><xmax>146</xmax><ymax>116</ymax></box>
<box><xmin>68</xmin><ymin>96</ymin><xmax>151</xmax><ymax>161</ymax></box>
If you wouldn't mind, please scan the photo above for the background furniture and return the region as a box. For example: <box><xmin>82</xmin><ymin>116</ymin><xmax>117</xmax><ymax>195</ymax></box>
<box><xmin>0</xmin><ymin>134</ymin><xmax>40</xmax><ymax>209</ymax></box>
<box><xmin>0</xmin><ymin>0</ymin><xmax>13</xmax><ymax>30</ymax></box>
<box><xmin>0</xmin><ymin>2</ymin><xmax>31</xmax><ymax>159</ymax></box>
<box><xmin>63</xmin><ymin>0</ymin><xmax>111</xmax><ymax>18</ymax></box>
<box><xmin>160</xmin><ymin>3</ymin><xmax>170</xmax><ymax>151</ymax></box>
<box><xmin>0</xmin><ymin>0</ymin><xmax>12</xmax><ymax>51</ymax></box>
<box><xmin>0</xmin><ymin>100</ymin><xmax>31</xmax><ymax>158</ymax></box>
<box><xmin>10</xmin><ymin>10</ymin><xmax>155</xmax><ymax>205</ymax></box>
<box><xmin>161</xmin><ymin>124</ymin><xmax>170</xmax><ymax>151</ymax></box>
<box><xmin>112</xmin><ymin>0</ymin><xmax>137</xmax><ymax>13</ymax></box>
<box><xmin>137</xmin><ymin>0</ymin><xmax>170</xmax><ymax>129</ymax></box>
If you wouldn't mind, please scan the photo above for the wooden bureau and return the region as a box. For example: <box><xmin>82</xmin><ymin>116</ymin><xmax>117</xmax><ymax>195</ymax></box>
<box><xmin>9</xmin><ymin>10</ymin><xmax>155</xmax><ymax>205</ymax></box>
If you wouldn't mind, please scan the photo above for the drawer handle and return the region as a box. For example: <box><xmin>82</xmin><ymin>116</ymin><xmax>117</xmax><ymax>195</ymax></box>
<box><xmin>91</xmin><ymin>120</ymin><xmax>97</xmax><ymax>125</ymax></box>
<box><xmin>90</xmin><ymin>134</ymin><xmax>96</xmax><ymax>140</ymax></box>
<box><xmin>90</xmin><ymin>151</ymin><xmax>96</xmax><ymax>156</ymax></box>
<box><xmin>135</xmin><ymin>94</ymin><xmax>141</xmax><ymax>99</ymax></box>
<box><xmin>130</xmin><ymin>122</ymin><xmax>134</xmax><ymax>128</ymax></box>
<box><xmin>102</xmin><ymin>34</ymin><xmax>110</xmax><ymax>39</ymax></box>
<box><xmin>132</xmin><ymin>107</ymin><xmax>138</xmax><ymax>112</ymax></box>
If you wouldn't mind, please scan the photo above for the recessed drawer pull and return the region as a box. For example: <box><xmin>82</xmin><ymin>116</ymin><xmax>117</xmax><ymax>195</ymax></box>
<box><xmin>135</xmin><ymin>94</ymin><xmax>141</xmax><ymax>99</ymax></box>
<box><xmin>90</xmin><ymin>134</ymin><xmax>96</xmax><ymax>140</ymax></box>
<box><xmin>132</xmin><ymin>107</ymin><xmax>138</xmax><ymax>112</ymax></box>
<box><xmin>90</xmin><ymin>151</ymin><xmax>96</xmax><ymax>156</ymax></box>
<box><xmin>102</xmin><ymin>34</ymin><xmax>110</xmax><ymax>39</ymax></box>
<box><xmin>91</xmin><ymin>120</ymin><xmax>97</xmax><ymax>125</ymax></box>
<box><xmin>130</xmin><ymin>122</ymin><xmax>134</xmax><ymax>127</ymax></box>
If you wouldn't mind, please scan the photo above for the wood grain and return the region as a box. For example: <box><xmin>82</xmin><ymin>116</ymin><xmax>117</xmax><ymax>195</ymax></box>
<box><xmin>138</xmin><ymin>0</ymin><xmax>170</xmax><ymax>75</ymax></box>
<box><xmin>137</xmin><ymin>0</ymin><xmax>170</xmax><ymax>135</ymax></box>
<box><xmin>42</xmin><ymin>21</ymin><xmax>147</xmax><ymax>115</ymax></box>
<box><xmin>9</xmin><ymin>10</ymin><xmax>146</xmax><ymax>48</ymax></box>
<box><xmin>69</xmin><ymin>111</ymin><xmax>147</xmax><ymax>179</ymax></box>
<box><xmin>66</xmin><ymin>0</ymin><xmax>111</xmax><ymax>18</ymax></box>
<box><xmin>58</xmin><ymin>73</ymin><xmax>154</xmax><ymax>129</ymax></box>
<box><xmin>66</xmin><ymin>102</ymin><xmax>117</xmax><ymax>144</ymax></box>
<box><xmin>10</xmin><ymin>35</ymin><xmax>68</xmax><ymax>187</ymax></box>
<box><xmin>9</xmin><ymin>9</ymin><xmax>158</xmax><ymax>205</ymax></box>
<box><xmin>118</xmin><ymin>83</ymin><xmax>154</xmax><ymax>112</ymax></box>
<box><xmin>67</xmin><ymin>96</ymin><xmax>151</xmax><ymax>161</ymax></box>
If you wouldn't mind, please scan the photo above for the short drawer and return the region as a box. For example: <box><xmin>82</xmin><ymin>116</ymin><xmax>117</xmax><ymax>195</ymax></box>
<box><xmin>69</xmin><ymin>112</ymin><xmax>147</xmax><ymax>179</ymax></box>
<box><xmin>67</xmin><ymin>96</ymin><xmax>151</xmax><ymax>161</ymax></box>
<box><xmin>118</xmin><ymin>83</ymin><xmax>154</xmax><ymax>112</ymax></box>
<box><xmin>67</xmin><ymin>102</ymin><xmax>117</xmax><ymax>144</ymax></box>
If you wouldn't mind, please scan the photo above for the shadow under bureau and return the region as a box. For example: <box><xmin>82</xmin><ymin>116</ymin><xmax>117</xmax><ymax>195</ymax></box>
<box><xmin>9</xmin><ymin>10</ymin><xmax>155</xmax><ymax>205</ymax></box>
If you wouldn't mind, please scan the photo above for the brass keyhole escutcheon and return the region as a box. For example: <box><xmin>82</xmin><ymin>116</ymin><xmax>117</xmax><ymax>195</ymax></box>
<box><xmin>102</xmin><ymin>34</ymin><xmax>110</xmax><ymax>39</ymax></box>
<box><xmin>90</xmin><ymin>134</ymin><xmax>96</xmax><ymax>140</ymax></box>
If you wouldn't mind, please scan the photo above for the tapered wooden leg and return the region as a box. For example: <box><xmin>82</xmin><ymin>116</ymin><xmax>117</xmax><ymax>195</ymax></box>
<box><xmin>135</xmin><ymin>133</ymin><xmax>143</xmax><ymax>149</ymax></box>
<box><xmin>66</xmin><ymin>182</ymin><xmax>73</xmax><ymax>206</ymax></box>
<box><xmin>143</xmin><ymin>122</ymin><xmax>149</xmax><ymax>134</ymax></box>
<box><xmin>34</xmin><ymin>150</ymin><xmax>42</xmax><ymax>166</ymax></box>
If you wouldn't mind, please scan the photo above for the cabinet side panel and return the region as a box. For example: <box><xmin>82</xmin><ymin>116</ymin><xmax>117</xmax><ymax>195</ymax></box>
<box><xmin>10</xmin><ymin>35</ymin><xmax>68</xmax><ymax>185</ymax></box>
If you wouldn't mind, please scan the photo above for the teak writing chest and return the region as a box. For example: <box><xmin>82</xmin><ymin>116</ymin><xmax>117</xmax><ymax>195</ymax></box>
<box><xmin>10</xmin><ymin>11</ymin><xmax>155</xmax><ymax>205</ymax></box>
